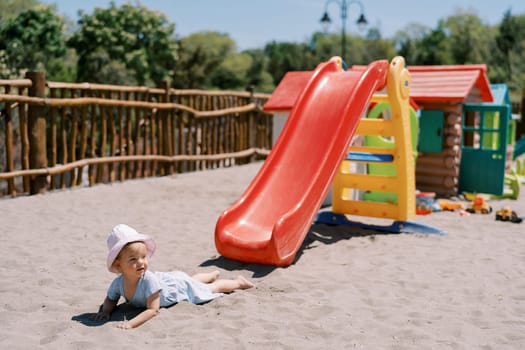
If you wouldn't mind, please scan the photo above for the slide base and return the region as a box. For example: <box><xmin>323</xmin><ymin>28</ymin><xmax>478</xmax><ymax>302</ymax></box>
<box><xmin>315</xmin><ymin>211</ymin><xmax>446</xmax><ymax>235</ymax></box>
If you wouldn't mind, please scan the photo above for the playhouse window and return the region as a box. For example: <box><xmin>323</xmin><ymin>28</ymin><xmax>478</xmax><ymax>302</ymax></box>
<box><xmin>462</xmin><ymin>110</ymin><xmax>501</xmax><ymax>150</ymax></box>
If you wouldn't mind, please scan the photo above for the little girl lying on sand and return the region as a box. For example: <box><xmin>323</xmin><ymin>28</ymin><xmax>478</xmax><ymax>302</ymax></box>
<box><xmin>92</xmin><ymin>224</ymin><xmax>254</xmax><ymax>329</ymax></box>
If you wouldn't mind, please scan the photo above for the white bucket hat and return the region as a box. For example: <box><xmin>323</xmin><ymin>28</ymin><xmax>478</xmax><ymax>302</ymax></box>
<box><xmin>106</xmin><ymin>224</ymin><xmax>156</xmax><ymax>273</ymax></box>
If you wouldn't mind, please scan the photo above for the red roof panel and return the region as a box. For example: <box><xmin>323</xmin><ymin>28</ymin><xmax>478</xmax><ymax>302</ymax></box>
<box><xmin>407</xmin><ymin>65</ymin><xmax>493</xmax><ymax>102</ymax></box>
<box><xmin>263</xmin><ymin>71</ymin><xmax>313</xmax><ymax>111</ymax></box>
<box><xmin>263</xmin><ymin>63</ymin><xmax>494</xmax><ymax>112</ymax></box>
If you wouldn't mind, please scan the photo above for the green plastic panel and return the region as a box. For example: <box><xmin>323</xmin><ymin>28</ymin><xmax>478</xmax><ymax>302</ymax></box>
<box><xmin>418</xmin><ymin>110</ymin><xmax>443</xmax><ymax>153</ymax></box>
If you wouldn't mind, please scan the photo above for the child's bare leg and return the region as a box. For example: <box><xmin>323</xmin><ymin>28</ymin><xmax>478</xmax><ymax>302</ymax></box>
<box><xmin>209</xmin><ymin>275</ymin><xmax>254</xmax><ymax>293</ymax></box>
<box><xmin>192</xmin><ymin>270</ymin><xmax>220</xmax><ymax>283</ymax></box>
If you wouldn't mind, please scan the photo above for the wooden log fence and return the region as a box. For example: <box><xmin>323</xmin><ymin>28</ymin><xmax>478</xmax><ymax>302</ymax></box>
<box><xmin>0</xmin><ymin>73</ymin><xmax>273</xmax><ymax>198</ymax></box>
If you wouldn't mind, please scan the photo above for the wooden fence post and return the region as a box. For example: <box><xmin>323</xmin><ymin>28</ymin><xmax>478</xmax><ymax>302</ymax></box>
<box><xmin>157</xmin><ymin>80</ymin><xmax>173</xmax><ymax>174</ymax></box>
<box><xmin>246</xmin><ymin>85</ymin><xmax>256</xmax><ymax>163</ymax></box>
<box><xmin>26</xmin><ymin>71</ymin><xmax>48</xmax><ymax>194</ymax></box>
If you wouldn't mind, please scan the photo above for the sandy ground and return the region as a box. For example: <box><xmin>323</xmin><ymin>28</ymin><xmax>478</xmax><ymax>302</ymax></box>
<box><xmin>0</xmin><ymin>161</ymin><xmax>524</xmax><ymax>349</ymax></box>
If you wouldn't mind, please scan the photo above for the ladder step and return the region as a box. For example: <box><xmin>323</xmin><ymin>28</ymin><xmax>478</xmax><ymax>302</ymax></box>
<box><xmin>347</xmin><ymin>151</ymin><xmax>393</xmax><ymax>163</ymax></box>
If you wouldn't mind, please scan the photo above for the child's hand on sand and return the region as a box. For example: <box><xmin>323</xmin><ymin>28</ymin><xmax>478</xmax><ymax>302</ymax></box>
<box><xmin>116</xmin><ymin>316</ymin><xmax>131</xmax><ymax>329</ymax></box>
<box><xmin>116</xmin><ymin>321</ymin><xmax>131</xmax><ymax>329</ymax></box>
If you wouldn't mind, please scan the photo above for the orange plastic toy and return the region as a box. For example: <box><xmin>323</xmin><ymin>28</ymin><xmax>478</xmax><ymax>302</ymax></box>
<box><xmin>466</xmin><ymin>194</ymin><xmax>492</xmax><ymax>214</ymax></box>
<box><xmin>437</xmin><ymin>199</ymin><xmax>465</xmax><ymax>211</ymax></box>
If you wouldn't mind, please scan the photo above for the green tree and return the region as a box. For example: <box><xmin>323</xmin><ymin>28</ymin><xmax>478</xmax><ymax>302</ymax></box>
<box><xmin>392</xmin><ymin>23</ymin><xmax>431</xmax><ymax>66</ymax></box>
<box><xmin>77</xmin><ymin>49</ymin><xmax>138</xmax><ymax>85</ymax></box>
<box><xmin>494</xmin><ymin>11</ymin><xmax>525</xmax><ymax>91</ymax></box>
<box><xmin>172</xmin><ymin>31</ymin><xmax>236</xmax><ymax>89</ymax></box>
<box><xmin>496</xmin><ymin>11</ymin><xmax>525</xmax><ymax>78</ymax></box>
<box><xmin>412</xmin><ymin>22</ymin><xmax>452</xmax><ymax>65</ymax></box>
<box><xmin>361</xmin><ymin>27</ymin><xmax>397</xmax><ymax>63</ymax></box>
<box><xmin>264</xmin><ymin>41</ymin><xmax>317</xmax><ymax>85</ymax></box>
<box><xmin>0</xmin><ymin>0</ymin><xmax>41</xmax><ymax>24</ymax></box>
<box><xmin>309</xmin><ymin>30</ymin><xmax>390</xmax><ymax>67</ymax></box>
<box><xmin>68</xmin><ymin>2</ymin><xmax>178</xmax><ymax>86</ymax></box>
<box><xmin>172</xmin><ymin>43</ymin><xmax>212</xmax><ymax>89</ymax></box>
<box><xmin>0</xmin><ymin>5</ymin><xmax>66</xmax><ymax>79</ymax></box>
<box><xmin>310</xmin><ymin>32</ymin><xmax>341</xmax><ymax>62</ymax></box>
<box><xmin>243</xmin><ymin>49</ymin><xmax>275</xmax><ymax>92</ymax></box>
<box><xmin>443</xmin><ymin>10</ymin><xmax>494</xmax><ymax>64</ymax></box>
<box><xmin>210</xmin><ymin>52</ymin><xmax>252</xmax><ymax>90</ymax></box>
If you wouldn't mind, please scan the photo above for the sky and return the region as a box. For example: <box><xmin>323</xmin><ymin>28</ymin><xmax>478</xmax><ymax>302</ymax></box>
<box><xmin>40</xmin><ymin>0</ymin><xmax>525</xmax><ymax>51</ymax></box>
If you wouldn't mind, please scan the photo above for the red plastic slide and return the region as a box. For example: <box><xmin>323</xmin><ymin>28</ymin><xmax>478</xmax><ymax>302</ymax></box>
<box><xmin>214</xmin><ymin>58</ymin><xmax>389</xmax><ymax>267</ymax></box>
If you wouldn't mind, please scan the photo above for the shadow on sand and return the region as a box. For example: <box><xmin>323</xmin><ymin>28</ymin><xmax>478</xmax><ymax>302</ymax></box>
<box><xmin>71</xmin><ymin>303</ymin><xmax>145</xmax><ymax>327</ymax></box>
<box><xmin>200</xmin><ymin>222</ymin><xmax>394</xmax><ymax>278</ymax></box>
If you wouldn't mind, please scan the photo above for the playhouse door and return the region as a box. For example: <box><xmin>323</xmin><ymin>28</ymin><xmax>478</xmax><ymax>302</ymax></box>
<box><xmin>459</xmin><ymin>104</ymin><xmax>510</xmax><ymax>195</ymax></box>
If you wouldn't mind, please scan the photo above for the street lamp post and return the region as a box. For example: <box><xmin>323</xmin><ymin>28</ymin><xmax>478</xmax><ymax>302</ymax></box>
<box><xmin>320</xmin><ymin>0</ymin><xmax>368</xmax><ymax>61</ymax></box>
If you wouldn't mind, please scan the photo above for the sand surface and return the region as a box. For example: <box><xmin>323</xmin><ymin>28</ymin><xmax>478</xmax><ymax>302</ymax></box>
<box><xmin>1</xmin><ymin>161</ymin><xmax>524</xmax><ymax>349</ymax></box>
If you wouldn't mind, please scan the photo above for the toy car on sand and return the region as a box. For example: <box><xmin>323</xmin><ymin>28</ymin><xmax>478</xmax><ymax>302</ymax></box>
<box><xmin>495</xmin><ymin>207</ymin><xmax>523</xmax><ymax>223</ymax></box>
<box><xmin>466</xmin><ymin>194</ymin><xmax>492</xmax><ymax>214</ymax></box>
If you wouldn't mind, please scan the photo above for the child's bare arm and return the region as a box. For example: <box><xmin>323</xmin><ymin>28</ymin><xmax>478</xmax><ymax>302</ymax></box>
<box><xmin>92</xmin><ymin>296</ymin><xmax>118</xmax><ymax>321</ymax></box>
<box><xmin>118</xmin><ymin>291</ymin><xmax>160</xmax><ymax>329</ymax></box>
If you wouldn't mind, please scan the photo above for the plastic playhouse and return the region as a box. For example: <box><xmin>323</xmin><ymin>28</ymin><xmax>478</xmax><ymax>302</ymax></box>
<box><xmin>407</xmin><ymin>66</ymin><xmax>521</xmax><ymax>198</ymax></box>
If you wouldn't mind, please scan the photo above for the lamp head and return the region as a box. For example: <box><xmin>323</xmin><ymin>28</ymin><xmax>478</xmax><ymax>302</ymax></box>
<box><xmin>320</xmin><ymin>11</ymin><xmax>331</xmax><ymax>32</ymax></box>
<box><xmin>356</xmin><ymin>13</ymin><xmax>368</xmax><ymax>31</ymax></box>
<box><xmin>320</xmin><ymin>11</ymin><xmax>331</xmax><ymax>24</ymax></box>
